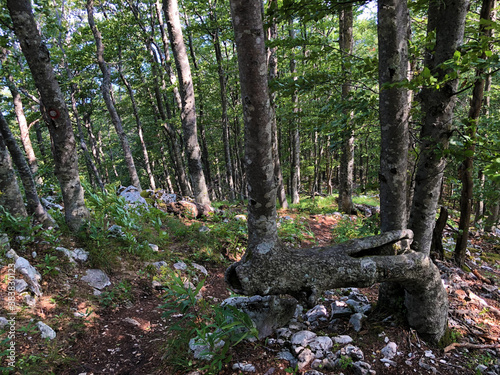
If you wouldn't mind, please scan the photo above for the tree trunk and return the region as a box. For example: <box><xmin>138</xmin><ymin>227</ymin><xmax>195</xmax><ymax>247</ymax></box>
<box><xmin>0</xmin><ymin>113</ymin><xmax>55</xmax><ymax>227</ymax></box>
<box><xmin>86</xmin><ymin>0</ymin><xmax>142</xmax><ymax>190</ymax></box>
<box><xmin>485</xmin><ymin>201</ymin><xmax>499</xmax><ymax>232</ymax></box>
<box><xmin>0</xmin><ymin>118</ymin><xmax>28</xmax><ymax>218</ymax></box>
<box><xmin>289</xmin><ymin>20</ymin><xmax>301</xmax><ymax>205</ymax></box>
<box><xmin>229</xmin><ymin>0</ymin><xmax>278</xmax><ymax>252</ymax></box>
<box><xmin>266</xmin><ymin>0</ymin><xmax>288</xmax><ymax>209</ymax></box>
<box><xmin>377</xmin><ymin>0</ymin><xmax>411</xmax><ymax>310</ymax></box>
<box><xmin>7</xmin><ymin>0</ymin><xmax>89</xmax><ymax>231</ymax></box>
<box><xmin>164</xmin><ymin>0</ymin><xmax>210</xmax><ymax>206</ymax></box>
<box><xmin>212</xmin><ymin>16</ymin><xmax>235</xmax><ymax>201</ymax></box>
<box><xmin>474</xmin><ymin>170</ymin><xmax>485</xmax><ymax>224</ymax></box>
<box><xmin>408</xmin><ymin>0</ymin><xmax>469</xmax><ymax>256</ymax></box>
<box><xmin>118</xmin><ymin>65</ymin><xmax>156</xmax><ymax>190</ymax></box>
<box><xmin>6</xmin><ymin>79</ymin><xmax>42</xmax><ymax>185</ymax></box>
<box><xmin>431</xmin><ymin>206</ymin><xmax>448</xmax><ymax>260</ymax></box>
<box><xmin>454</xmin><ymin>0</ymin><xmax>494</xmax><ymax>267</ymax></box>
<box><xmin>338</xmin><ymin>4</ymin><xmax>355</xmax><ymax>214</ymax></box>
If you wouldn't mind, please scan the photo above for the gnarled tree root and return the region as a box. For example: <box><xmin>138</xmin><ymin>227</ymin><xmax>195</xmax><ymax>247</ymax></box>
<box><xmin>225</xmin><ymin>229</ymin><xmax>448</xmax><ymax>343</ymax></box>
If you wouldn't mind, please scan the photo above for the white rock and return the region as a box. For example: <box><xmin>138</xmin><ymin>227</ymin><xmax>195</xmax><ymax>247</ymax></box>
<box><xmin>174</xmin><ymin>261</ymin><xmax>188</xmax><ymax>271</ymax></box>
<box><xmin>381</xmin><ymin>342</ymin><xmax>398</xmax><ymax>359</ymax></box>
<box><xmin>309</xmin><ymin>336</ymin><xmax>333</xmax><ymax>352</ymax></box>
<box><xmin>0</xmin><ymin>317</ymin><xmax>9</xmax><ymax>328</ymax></box>
<box><xmin>189</xmin><ymin>335</ymin><xmax>225</xmax><ymax>360</ymax></box>
<box><xmin>81</xmin><ymin>269</ymin><xmax>111</xmax><ymax>290</ymax></box>
<box><xmin>305</xmin><ymin>305</ymin><xmax>329</xmax><ymax>322</ymax></box>
<box><xmin>333</xmin><ymin>335</ymin><xmax>353</xmax><ymax>345</ymax></box>
<box><xmin>149</xmin><ymin>243</ymin><xmax>159</xmax><ymax>252</ymax></box>
<box><xmin>192</xmin><ymin>263</ymin><xmax>208</xmax><ymax>275</ymax></box>
<box><xmin>298</xmin><ymin>348</ymin><xmax>315</xmax><ymax>370</ymax></box>
<box><xmin>291</xmin><ymin>330</ymin><xmax>317</xmax><ymax>346</ymax></box>
<box><xmin>37</xmin><ymin>321</ymin><xmax>56</xmax><ymax>340</ymax></box>
<box><xmin>232</xmin><ymin>363</ymin><xmax>256</xmax><ymax>372</ymax></box>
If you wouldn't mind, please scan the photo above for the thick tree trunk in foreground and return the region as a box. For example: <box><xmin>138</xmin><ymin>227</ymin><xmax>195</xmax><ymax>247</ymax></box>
<box><xmin>230</xmin><ymin>0</ymin><xmax>278</xmax><ymax>252</ymax></box>
<box><xmin>377</xmin><ymin>0</ymin><xmax>411</xmax><ymax>309</ymax></box>
<box><xmin>87</xmin><ymin>0</ymin><xmax>142</xmax><ymax>190</ymax></box>
<box><xmin>164</xmin><ymin>0</ymin><xmax>210</xmax><ymax>206</ymax></box>
<box><xmin>7</xmin><ymin>0</ymin><xmax>89</xmax><ymax>231</ymax></box>
<box><xmin>0</xmin><ymin>126</ymin><xmax>27</xmax><ymax>218</ymax></box>
<box><xmin>338</xmin><ymin>4</ymin><xmax>355</xmax><ymax>214</ymax></box>
<box><xmin>408</xmin><ymin>0</ymin><xmax>469</xmax><ymax>255</ymax></box>
<box><xmin>226</xmin><ymin>230</ymin><xmax>448</xmax><ymax>343</ymax></box>
<box><xmin>0</xmin><ymin>113</ymin><xmax>55</xmax><ymax>227</ymax></box>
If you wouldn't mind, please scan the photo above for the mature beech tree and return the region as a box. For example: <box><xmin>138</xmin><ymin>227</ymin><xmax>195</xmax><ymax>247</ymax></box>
<box><xmin>0</xmin><ymin>118</ymin><xmax>27</xmax><ymax>218</ymax></box>
<box><xmin>0</xmin><ymin>113</ymin><xmax>54</xmax><ymax>227</ymax></box>
<box><xmin>164</xmin><ymin>0</ymin><xmax>211</xmax><ymax>205</ymax></box>
<box><xmin>7</xmin><ymin>0</ymin><xmax>89</xmax><ymax>232</ymax></box>
<box><xmin>86</xmin><ymin>0</ymin><xmax>142</xmax><ymax>190</ymax></box>
<box><xmin>408</xmin><ymin>0</ymin><xmax>470</xmax><ymax>255</ymax></box>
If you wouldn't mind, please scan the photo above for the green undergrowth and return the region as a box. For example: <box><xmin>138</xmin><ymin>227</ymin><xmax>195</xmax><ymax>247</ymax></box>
<box><xmin>331</xmin><ymin>214</ymin><xmax>380</xmax><ymax>244</ymax></box>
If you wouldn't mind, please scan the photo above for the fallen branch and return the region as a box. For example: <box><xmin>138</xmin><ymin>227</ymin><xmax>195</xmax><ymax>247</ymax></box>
<box><xmin>444</xmin><ymin>342</ymin><xmax>500</xmax><ymax>353</ymax></box>
<box><xmin>472</xmin><ymin>269</ymin><xmax>493</xmax><ymax>285</ymax></box>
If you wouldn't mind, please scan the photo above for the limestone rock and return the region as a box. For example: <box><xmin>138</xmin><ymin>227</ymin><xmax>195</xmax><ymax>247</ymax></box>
<box><xmin>291</xmin><ymin>330</ymin><xmax>317</xmax><ymax>346</ymax></box>
<box><xmin>232</xmin><ymin>363</ymin><xmax>256</xmax><ymax>372</ymax></box>
<box><xmin>305</xmin><ymin>305</ymin><xmax>329</xmax><ymax>323</ymax></box>
<box><xmin>189</xmin><ymin>334</ymin><xmax>225</xmax><ymax>360</ymax></box>
<box><xmin>81</xmin><ymin>269</ymin><xmax>111</xmax><ymax>290</ymax></box>
<box><xmin>37</xmin><ymin>321</ymin><xmax>56</xmax><ymax>340</ymax></box>
<box><xmin>119</xmin><ymin>185</ymin><xmax>147</xmax><ymax>205</ymax></box>
<box><xmin>333</xmin><ymin>335</ymin><xmax>353</xmax><ymax>345</ymax></box>
<box><xmin>349</xmin><ymin>313</ymin><xmax>366</xmax><ymax>332</ymax></box>
<box><xmin>222</xmin><ymin>295</ymin><xmax>297</xmax><ymax>338</ymax></box>
<box><xmin>381</xmin><ymin>342</ymin><xmax>398</xmax><ymax>360</ymax></box>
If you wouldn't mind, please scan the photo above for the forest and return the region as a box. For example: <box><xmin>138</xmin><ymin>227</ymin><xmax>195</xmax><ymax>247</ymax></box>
<box><xmin>1</xmin><ymin>0</ymin><xmax>500</xmax><ymax>374</ymax></box>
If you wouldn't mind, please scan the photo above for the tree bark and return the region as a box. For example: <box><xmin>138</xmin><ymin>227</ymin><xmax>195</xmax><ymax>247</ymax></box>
<box><xmin>289</xmin><ymin>20</ymin><xmax>300</xmax><ymax>205</ymax></box>
<box><xmin>164</xmin><ymin>0</ymin><xmax>210</xmax><ymax>206</ymax></box>
<box><xmin>6</xmin><ymin>78</ymin><xmax>42</xmax><ymax>185</ymax></box>
<box><xmin>266</xmin><ymin>0</ymin><xmax>288</xmax><ymax>209</ymax></box>
<box><xmin>377</xmin><ymin>0</ymin><xmax>411</xmax><ymax>310</ymax></box>
<box><xmin>408</xmin><ymin>0</ymin><xmax>469</xmax><ymax>255</ymax></box>
<box><xmin>431</xmin><ymin>206</ymin><xmax>448</xmax><ymax>260</ymax></box>
<box><xmin>454</xmin><ymin>0</ymin><xmax>495</xmax><ymax>267</ymax></box>
<box><xmin>0</xmin><ymin>118</ymin><xmax>28</xmax><ymax>218</ymax></box>
<box><xmin>118</xmin><ymin>64</ymin><xmax>156</xmax><ymax>190</ymax></box>
<box><xmin>86</xmin><ymin>0</ymin><xmax>142</xmax><ymax>190</ymax></box>
<box><xmin>0</xmin><ymin>113</ymin><xmax>55</xmax><ymax>227</ymax></box>
<box><xmin>230</xmin><ymin>0</ymin><xmax>278</xmax><ymax>252</ymax></box>
<box><xmin>338</xmin><ymin>4</ymin><xmax>355</xmax><ymax>214</ymax></box>
<box><xmin>7</xmin><ymin>0</ymin><xmax>89</xmax><ymax>231</ymax></box>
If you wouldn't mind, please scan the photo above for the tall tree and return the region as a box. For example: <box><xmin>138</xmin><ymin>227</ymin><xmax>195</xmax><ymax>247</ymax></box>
<box><xmin>0</xmin><ymin>122</ymin><xmax>28</xmax><ymax>218</ymax></box>
<box><xmin>7</xmin><ymin>0</ymin><xmax>89</xmax><ymax>231</ymax></box>
<box><xmin>408</xmin><ymin>0</ymin><xmax>470</xmax><ymax>255</ymax></box>
<box><xmin>338</xmin><ymin>3</ymin><xmax>355</xmax><ymax>214</ymax></box>
<box><xmin>0</xmin><ymin>113</ymin><xmax>55</xmax><ymax>227</ymax></box>
<box><xmin>289</xmin><ymin>19</ymin><xmax>301</xmax><ymax>205</ymax></box>
<box><xmin>164</xmin><ymin>0</ymin><xmax>211</xmax><ymax>205</ymax></box>
<box><xmin>454</xmin><ymin>0</ymin><xmax>495</xmax><ymax>266</ymax></box>
<box><xmin>86</xmin><ymin>0</ymin><xmax>142</xmax><ymax>190</ymax></box>
<box><xmin>266</xmin><ymin>0</ymin><xmax>289</xmax><ymax>209</ymax></box>
<box><xmin>377</xmin><ymin>0</ymin><xmax>411</xmax><ymax>309</ymax></box>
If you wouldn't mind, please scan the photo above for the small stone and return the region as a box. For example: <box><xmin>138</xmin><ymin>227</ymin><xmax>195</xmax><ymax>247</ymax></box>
<box><xmin>192</xmin><ymin>263</ymin><xmax>208</xmax><ymax>275</ymax></box>
<box><xmin>81</xmin><ymin>269</ymin><xmax>111</xmax><ymax>290</ymax></box>
<box><xmin>342</xmin><ymin>345</ymin><xmax>364</xmax><ymax>361</ymax></box>
<box><xmin>276</xmin><ymin>350</ymin><xmax>297</xmax><ymax>368</ymax></box>
<box><xmin>349</xmin><ymin>313</ymin><xmax>366</xmax><ymax>332</ymax></box>
<box><xmin>304</xmin><ymin>371</ymin><xmax>324</xmax><ymax>375</ymax></box>
<box><xmin>189</xmin><ymin>335</ymin><xmax>225</xmax><ymax>360</ymax></box>
<box><xmin>276</xmin><ymin>328</ymin><xmax>292</xmax><ymax>339</ymax></box>
<box><xmin>153</xmin><ymin>261</ymin><xmax>168</xmax><ymax>270</ymax></box>
<box><xmin>232</xmin><ymin>363</ymin><xmax>256</xmax><ymax>372</ymax></box>
<box><xmin>37</xmin><ymin>321</ymin><xmax>56</xmax><ymax>340</ymax></box>
<box><xmin>346</xmin><ymin>299</ymin><xmax>371</xmax><ymax>314</ymax></box>
<box><xmin>173</xmin><ymin>261</ymin><xmax>188</xmax><ymax>271</ymax></box>
<box><xmin>331</xmin><ymin>300</ymin><xmax>352</xmax><ymax>318</ymax></box>
<box><xmin>305</xmin><ymin>305</ymin><xmax>329</xmax><ymax>322</ymax></box>
<box><xmin>234</xmin><ymin>214</ymin><xmax>247</xmax><ymax>221</ymax></box>
<box><xmin>333</xmin><ymin>335</ymin><xmax>353</xmax><ymax>345</ymax></box>
<box><xmin>381</xmin><ymin>342</ymin><xmax>398</xmax><ymax>359</ymax></box>
<box><xmin>380</xmin><ymin>358</ymin><xmax>397</xmax><ymax>367</ymax></box>
<box><xmin>424</xmin><ymin>350</ymin><xmax>435</xmax><ymax>359</ymax></box>
<box><xmin>149</xmin><ymin>244</ymin><xmax>159</xmax><ymax>252</ymax></box>
<box><xmin>298</xmin><ymin>348</ymin><xmax>315</xmax><ymax>370</ymax></box>
<box><xmin>353</xmin><ymin>361</ymin><xmax>374</xmax><ymax>375</ymax></box>
<box><xmin>309</xmin><ymin>336</ymin><xmax>333</xmax><ymax>352</ymax></box>
<box><xmin>23</xmin><ymin>294</ymin><xmax>36</xmax><ymax>306</ymax></box>
<box><xmin>123</xmin><ymin>317</ymin><xmax>141</xmax><ymax>327</ymax></box>
<box><xmin>32</xmin><ymin>251</ymin><xmax>37</xmax><ymax>258</ymax></box>
<box><xmin>72</xmin><ymin>248</ymin><xmax>89</xmax><ymax>262</ymax></box>
<box><xmin>0</xmin><ymin>317</ymin><xmax>9</xmax><ymax>328</ymax></box>
<box><xmin>291</xmin><ymin>330</ymin><xmax>317</xmax><ymax>346</ymax></box>
<box><xmin>199</xmin><ymin>226</ymin><xmax>210</xmax><ymax>233</ymax></box>
<box><xmin>14</xmin><ymin>279</ymin><xmax>29</xmax><ymax>293</ymax></box>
